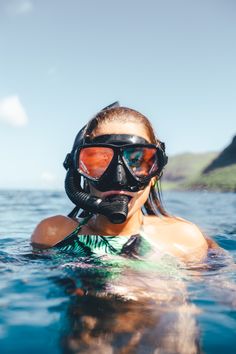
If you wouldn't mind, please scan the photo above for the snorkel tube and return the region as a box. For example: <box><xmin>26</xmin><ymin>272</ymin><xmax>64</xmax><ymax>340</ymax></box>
<box><xmin>64</xmin><ymin>168</ymin><xmax>130</xmax><ymax>224</ymax></box>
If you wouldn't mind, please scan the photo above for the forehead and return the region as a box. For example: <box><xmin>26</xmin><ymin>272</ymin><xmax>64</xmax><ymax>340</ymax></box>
<box><xmin>93</xmin><ymin>121</ymin><xmax>150</xmax><ymax>142</ymax></box>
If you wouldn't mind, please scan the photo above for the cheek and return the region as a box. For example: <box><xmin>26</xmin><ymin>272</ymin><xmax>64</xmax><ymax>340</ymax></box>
<box><xmin>129</xmin><ymin>184</ymin><xmax>151</xmax><ymax>210</ymax></box>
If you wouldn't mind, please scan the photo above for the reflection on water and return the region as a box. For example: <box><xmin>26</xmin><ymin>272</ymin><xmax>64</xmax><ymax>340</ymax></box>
<box><xmin>0</xmin><ymin>190</ymin><xmax>236</xmax><ymax>353</ymax></box>
<box><xmin>57</xmin><ymin>266</ymin><xmax>199</xmax><ymax>354</ymax></box>
<box><xmin>59</xmin><ymin>288</ymin><xmax>199</xmax><ymax>354</ymax></box>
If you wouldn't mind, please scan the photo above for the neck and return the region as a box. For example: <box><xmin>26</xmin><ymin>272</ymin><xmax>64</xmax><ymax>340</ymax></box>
<box><xmin>88</xmin><ymin>210</ymin><xmax>144</xmax><ymax>236</ymax></box>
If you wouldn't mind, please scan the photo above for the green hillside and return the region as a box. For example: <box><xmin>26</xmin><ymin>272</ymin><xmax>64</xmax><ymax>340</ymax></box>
<box><xmin>162</xmin><ymin>152</ymin><xmax>218</xmax><ymax>189</ymax></box>
<box><xmin>163</xmin><ymin>152</ymin><xmax>218</xmax><ymax>181</ymax></box>
<box><xmin>203</xmin><ymin>135</ymin><xmax>236</xmax><ymax>173</ymax></box>
<box><xmin>185</xmin><ymin>164</ymin><xmax>236</xmax><ymax>192</ymax></box>
<box><xmin>161</xmin><ymin>151</ymin><xmax>236</xmax><ymax>192</ymax></box>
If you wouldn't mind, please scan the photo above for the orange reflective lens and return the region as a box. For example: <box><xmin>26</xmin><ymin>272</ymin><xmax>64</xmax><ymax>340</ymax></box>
<box><xmin>78</xmin><ymin>147</ymin><xmax>114</xmax><ymax>179</ymax></box>
<box><xmin>123</xmin><ymin>147</ymin><xmax>158</xmax><ymax>177</ymax></box>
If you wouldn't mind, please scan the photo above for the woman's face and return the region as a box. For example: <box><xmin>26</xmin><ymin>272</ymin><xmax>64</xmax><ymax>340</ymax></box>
<box><xmin>89</xmin><ymin>121</ymin><xmax>154</xmax><ymax>219</ymax></box>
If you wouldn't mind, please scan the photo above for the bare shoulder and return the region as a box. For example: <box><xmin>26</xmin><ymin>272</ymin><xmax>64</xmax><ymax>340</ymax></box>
<box><xmin>165</xmin><ymin>216</ymin><xmax>207</xmax><ymax>245</ymax></box>
<box><xmin>146</xmin><ymin>215</ymin><xmax>207</xmax><ymax>245</ymax></box>
<box><xmin>31</xmin><ymin>215</ymin><xmax>79</xmax><ymax>248</ymax></box>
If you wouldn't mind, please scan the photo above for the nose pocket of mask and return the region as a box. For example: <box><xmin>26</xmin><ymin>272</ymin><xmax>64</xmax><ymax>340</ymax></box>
<box><xmin>109</xmin><ymin>155</ymin><xmax>129</xmax><ymax>186</ymax></box>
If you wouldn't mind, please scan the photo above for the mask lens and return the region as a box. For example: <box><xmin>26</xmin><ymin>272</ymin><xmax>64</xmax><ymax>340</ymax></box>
<box><xmin>78</xmin><ymin>147</ymin><xmax>114</xmax><ymax>179</ymax></box>
<box><xmin>123</xmin><ymin>147</ymin><xmax>158</xmax><ymax>177</ymax></box>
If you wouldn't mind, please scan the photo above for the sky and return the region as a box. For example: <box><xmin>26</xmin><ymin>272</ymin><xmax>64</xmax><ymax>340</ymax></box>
<box><xmin>0</xmin><ymin>0</ymin><xmax>235</xmax><ymax>190</ymax></box>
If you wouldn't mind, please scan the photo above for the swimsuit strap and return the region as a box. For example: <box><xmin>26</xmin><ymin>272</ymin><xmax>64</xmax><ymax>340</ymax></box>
<box><xmin>53</xmin><ymin>216</ymin><xmax>91</xmax><ymax>248</ymax></box>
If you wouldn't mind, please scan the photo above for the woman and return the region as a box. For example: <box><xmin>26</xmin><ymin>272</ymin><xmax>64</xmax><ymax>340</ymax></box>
<box><xmin>31</xmin><ymin>104</ymin><xmax>222</xmax><ymax>353</ymax></box>
<box><xmin>32</xmin><ymin>105</ymin><xmax>218</xmax><ymax>354</ymax></box>
<box><xmin>31</xmin><ymin>103</ymin><xmax>212</xmax><ymax>263</ymax></box>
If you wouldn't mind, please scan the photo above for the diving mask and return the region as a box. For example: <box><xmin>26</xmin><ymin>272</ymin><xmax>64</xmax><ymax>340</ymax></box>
<box><xmin>73</xmin><ymin>134</ymin><xmax>167</xmax><ymax>192</ymax></box>
<box><xmin>64</xmin><ymin>132</ymin><xmax>168</xmax><ymax>223</ymax></box>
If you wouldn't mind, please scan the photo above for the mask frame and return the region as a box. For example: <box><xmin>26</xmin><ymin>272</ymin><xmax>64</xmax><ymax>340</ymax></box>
<box><xmin>72</xmin><ymin>134</ymin><xmax>168</xmax><ymax>192</ymax></box>
<box><xmin>73</xmin><ymin>142</ymin><xmax>165</xmax><ymax>185</ymax></box>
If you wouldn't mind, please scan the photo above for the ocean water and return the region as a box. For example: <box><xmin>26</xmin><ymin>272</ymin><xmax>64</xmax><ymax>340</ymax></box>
<box><xmin>0</xmin><ymin>190</ymin><xmax>236</xmax><ymax>354</ymax></box>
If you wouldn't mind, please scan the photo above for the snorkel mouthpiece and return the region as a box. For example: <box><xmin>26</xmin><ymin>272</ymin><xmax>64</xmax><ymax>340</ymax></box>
<box><xmin>103</xmin><ymin>195</ymin><xmax>130</xmax><ymax>224</ymax></box>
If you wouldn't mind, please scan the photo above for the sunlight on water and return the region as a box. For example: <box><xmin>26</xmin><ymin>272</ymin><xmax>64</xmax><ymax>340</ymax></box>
<box><xmin>0</xmin><ymin>190</ymin><xmax>236</xmax><ymax>353</ymax></box>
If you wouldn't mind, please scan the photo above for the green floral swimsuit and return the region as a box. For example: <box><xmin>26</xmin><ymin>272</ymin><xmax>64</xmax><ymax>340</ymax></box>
<box><xmin>53</xmin><ymin>217</ymin><xmax>181</xmax><ymax>280</ymax></box>
<box><xmin>54</xmin><ymin>217</ymin><xmax>152</xmax><ymax>259</ymax></box>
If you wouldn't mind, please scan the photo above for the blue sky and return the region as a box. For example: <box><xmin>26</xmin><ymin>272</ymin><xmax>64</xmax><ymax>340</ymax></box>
<box><xmin>0</xmin><ymin>0</ymin><xmax>235</xmax><ymax>189</ymax></box>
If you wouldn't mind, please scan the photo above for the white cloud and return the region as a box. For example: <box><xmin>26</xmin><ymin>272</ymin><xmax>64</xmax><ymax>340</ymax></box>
<box><xmin>0</xmin><ymin>95</ymin><xmax>28</xmax><ymax>127</ymax></box>
<box><xmin>6</xmin><ymin>0</ymin><xmax>33</xmax><ymax>16</ymax></box>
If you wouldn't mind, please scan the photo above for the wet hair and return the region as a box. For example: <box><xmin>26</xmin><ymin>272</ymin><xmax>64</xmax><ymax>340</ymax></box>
<box><xmin>81</xmin><ymin>106</ymin><xmax>169</xmax><ymax>217</ymax></box>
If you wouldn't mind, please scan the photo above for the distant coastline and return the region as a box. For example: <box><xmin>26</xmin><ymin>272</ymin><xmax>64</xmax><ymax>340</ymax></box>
<box><xmin>162</xmin><ymin>135</ymin><xmax>236</xmax><ymax>193</ymax></box>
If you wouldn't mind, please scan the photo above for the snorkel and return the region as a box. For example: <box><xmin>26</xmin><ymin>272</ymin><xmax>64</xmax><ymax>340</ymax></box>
<box><xmin>64</xmin><ymin>170</ymin><xmax>130</xmax><ymax>224</ymax></box>
<box><xmin>64</xmin><ymin>103</ymin><xmax>168</xmax><ymax>224</ymax></box>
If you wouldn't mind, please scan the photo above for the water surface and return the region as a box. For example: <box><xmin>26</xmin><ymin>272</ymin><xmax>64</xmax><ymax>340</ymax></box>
<box><xmin>0</xmin><ymin>190</ymin><xmax>236</xmax><ymax>353</ymax></box>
